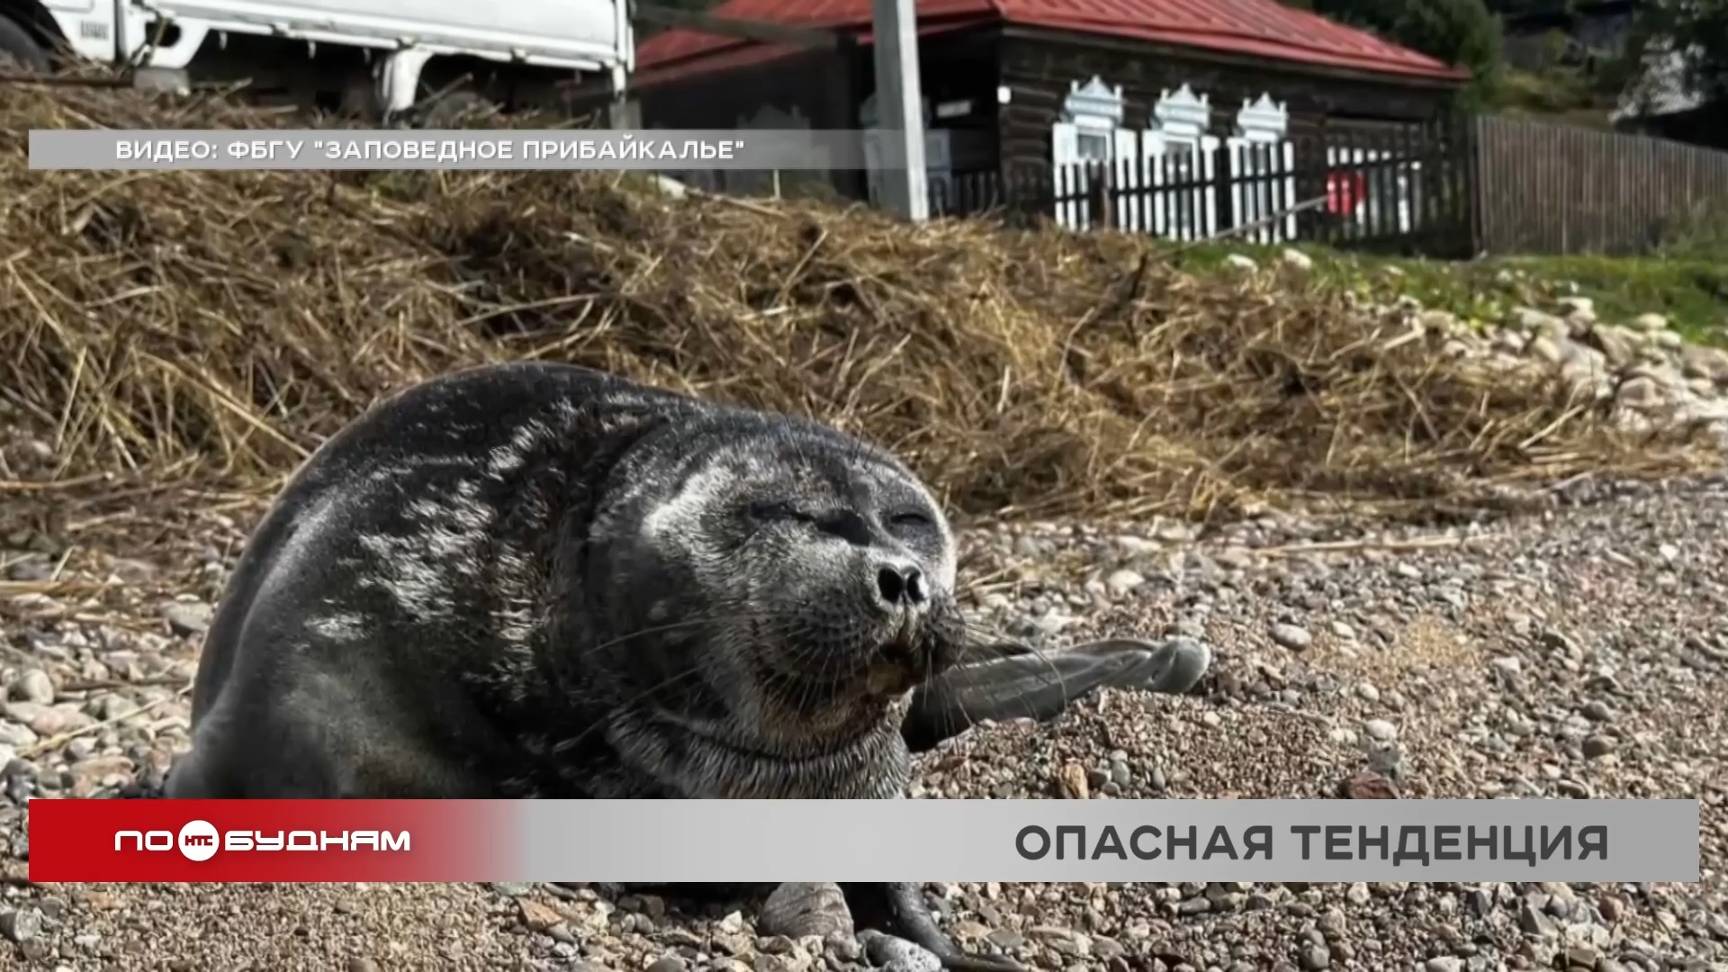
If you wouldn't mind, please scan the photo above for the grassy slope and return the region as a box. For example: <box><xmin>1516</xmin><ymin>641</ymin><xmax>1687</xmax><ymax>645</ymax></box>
<box><xmin>1169</xmin><ymin>242</ymin><xmax>1728</xmax><ymax>346</ymax></box>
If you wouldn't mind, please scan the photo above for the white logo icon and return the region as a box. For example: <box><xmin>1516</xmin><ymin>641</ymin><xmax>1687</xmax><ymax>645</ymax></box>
<box><xmin>177</xmin><ymin>819</ymin><xmax>220</xmax><ymax>861</ymax></box>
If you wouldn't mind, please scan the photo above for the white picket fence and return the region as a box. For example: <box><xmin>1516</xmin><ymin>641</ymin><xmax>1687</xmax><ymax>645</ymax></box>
<box><xmin>1049</xmin><ymin>136</ymin><xmax>1429</xmax><ymax>245</ymax></box>
<box><xmin>1230</xmin><ymin>140</ymin><xmax>1300</xmax><ymax>243</ymax></box>
<box><xmin>1051</xmin><ymin>133</ymin><xmax>1300</xmax><ymax>242</ymax></box>
<box><xmin>1051</xmin><ymin>144</ymin><xmax>1218</xmax><ymax>237</ymax></box>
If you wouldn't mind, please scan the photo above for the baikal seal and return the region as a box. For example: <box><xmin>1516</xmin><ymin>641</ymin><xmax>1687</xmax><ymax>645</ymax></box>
<box><xmin>166</xmin><ymin>361</ymin><xmax>1209</xmax><ymax>969</ymax></box>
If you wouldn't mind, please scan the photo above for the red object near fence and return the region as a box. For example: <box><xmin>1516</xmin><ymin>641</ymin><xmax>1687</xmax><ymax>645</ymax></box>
<box><xmin>1326</xmin><ymin>170</ymin><xmax>1367</xmax><ymax>215</ymax></box>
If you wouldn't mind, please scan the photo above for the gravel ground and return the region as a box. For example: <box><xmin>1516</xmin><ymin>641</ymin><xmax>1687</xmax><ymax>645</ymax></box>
<box><xmin>0</xmin><ymin>473</ymin><xmax>1725</xmax><ymax>972</ymax></box>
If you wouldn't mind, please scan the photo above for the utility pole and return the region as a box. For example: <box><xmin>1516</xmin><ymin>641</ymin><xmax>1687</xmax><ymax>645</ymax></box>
<box><xmin>870</xmin><ymin>0</ymin><xmax>927</xmax><ymax>221</ymax></box>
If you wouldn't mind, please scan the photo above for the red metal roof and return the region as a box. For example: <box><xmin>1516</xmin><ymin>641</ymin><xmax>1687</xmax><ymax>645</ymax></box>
<box><xmin>636</xmin><ymin>0</ymin><xmax>1470</xmax><ymax>85</ymax></box>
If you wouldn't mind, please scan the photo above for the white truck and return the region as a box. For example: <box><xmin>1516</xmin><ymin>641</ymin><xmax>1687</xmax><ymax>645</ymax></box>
<box><xmin>0</xmin><ymin>0</ymin><xmax>634</xmax><ymax>121</ymax></box>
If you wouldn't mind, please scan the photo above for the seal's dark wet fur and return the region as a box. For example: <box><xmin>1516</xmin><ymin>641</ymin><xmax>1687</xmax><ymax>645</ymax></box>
<box><xmin>173</xmin><ymin>361</ymin><xmax>961</xmax><ymax>801</ymax></box>
<box><xmin>165</xmin><ymin>362</ymin><xmax>1206</xmax><ymax>969</ymax></box>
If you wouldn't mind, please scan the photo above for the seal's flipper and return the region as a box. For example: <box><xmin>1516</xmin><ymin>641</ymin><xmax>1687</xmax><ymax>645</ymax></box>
<box><xmin>903</xmin><ymin>637</ymin><xmax>1211</xmax><ymax>752</ymax></box>
<box><xmin>843</xmin><ymin>882</ymin><xmax>1023</xmax><ymax>971</ymax></box>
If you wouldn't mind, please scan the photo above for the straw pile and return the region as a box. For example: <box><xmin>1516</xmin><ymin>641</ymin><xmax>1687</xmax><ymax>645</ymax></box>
<box><xmin>0</xmin><ymin>83</ymin><xmax>1716</xmax><ymax>525</ymax></box>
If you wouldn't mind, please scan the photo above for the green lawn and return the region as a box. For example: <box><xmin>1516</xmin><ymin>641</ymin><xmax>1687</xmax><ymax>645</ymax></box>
<box><xmin>1168</xmin><ymin>242</ymin><xmax>1728</xmax><ymax>346</ymax></box>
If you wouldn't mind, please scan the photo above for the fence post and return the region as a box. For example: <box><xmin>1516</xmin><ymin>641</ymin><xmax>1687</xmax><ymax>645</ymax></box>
<box><xmin>1087</xmin><ymin>161</ymin><xmax>1114</xmax><ymax>228</ymax></box>
<box><xmin>1462</xmin><ymin>114</ymin><xmax>1483</xmax><ymax>258</ymax></box>
<box><xmin>1214</xmin><ymin>141</ymin><xmax>1235</xmax><ymax>238</ymax></box>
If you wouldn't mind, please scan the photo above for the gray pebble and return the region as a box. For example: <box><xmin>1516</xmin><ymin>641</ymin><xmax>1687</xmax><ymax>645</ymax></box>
<box><xmin>1105</xmin><ymin>569</ymin><xmax>1145</xmax><ymax>599</ymax></box>
<box><xmin>859</xmin><ymin>931</ymin><xmax>941</xmax><ymax>972</ymax></box>
<box><xmin>0</xmin><ymin>907</ymin><xmax>42</xmax><ymax>943</ymax></box>
<box><xmin>1519</xmin><ymin>902</ymin><xmax>1558</xmax><ymax>938</ymax></box>
<box><xmin>1270</xmin><ymin>624</ymin><xmax>1313</xmax><ymax>651</ymax></box>
<box><xmin>7</xmin><ymin>671</ymin><xmax>53</xmax><ymax>706</ymax></box>
<box><xmin>985</xmin><ymin>929</ymin><xmax>1024</xmax><ymax>950</ymax></box>
<box><xmin>163</xmin><ymin>601</ymin><xmax>213</xmax><ymax>637</ymax></box>
<box><xmin>1109</xmin><ymin>759</ymin><xmax>1131</xmax><ymax>787</ymax></box>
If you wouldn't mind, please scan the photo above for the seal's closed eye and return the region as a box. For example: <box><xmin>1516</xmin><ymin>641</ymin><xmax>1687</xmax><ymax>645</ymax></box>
<box><xmin>746</xmin><ymin>501</ymin><xmax>873</xmax><ymax>545</ymax></box>
<box><xmin>887</xmin><ymin>509</ymin><xmax>933</xmax><ymax>529</ymax></box>
<box><xmin>747</xmin><ymin>500</ymin><xmax>812</xmax><ymax>522</ymax></box>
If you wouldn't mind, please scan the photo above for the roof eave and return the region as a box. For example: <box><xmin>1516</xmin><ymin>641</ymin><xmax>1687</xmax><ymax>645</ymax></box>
<box><xmin>1000</xmin><ymin>22</ymin><xmax>1469</xmax><ymax>87</ymax></box>
<box><xmin>635</xmin><ymin>15</ymin><xmax>998</xmax><ymax>87</ymax></box>
<box><xmin>636</xmin><ymin>15</ymin><xmax>1471</xmax><ymax>92</ymax></box>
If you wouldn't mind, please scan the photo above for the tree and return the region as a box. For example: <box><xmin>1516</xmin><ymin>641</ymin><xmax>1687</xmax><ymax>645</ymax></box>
<box><xmin>1617</xmin><ymin>0</ymin><xmax>1728</xmax><ymax>110</ymax></box>
<box><xmin>1286</xmin><ymin>0</ymin><xmax>1506</xmax><ymax>103</ymax></box>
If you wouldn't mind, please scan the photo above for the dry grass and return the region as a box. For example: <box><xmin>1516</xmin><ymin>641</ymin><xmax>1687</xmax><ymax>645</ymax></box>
<box><xmin>0</xmin><ymin>83</ymin><xmax>1717</xmax><ymax>528</ymax></box>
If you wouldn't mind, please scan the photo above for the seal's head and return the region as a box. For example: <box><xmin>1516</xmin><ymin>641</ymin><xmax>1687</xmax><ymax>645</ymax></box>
<box><xmin>591</xmin><ymin>414</ymin><xmax>965</xmax><ymax>778</ymax></box>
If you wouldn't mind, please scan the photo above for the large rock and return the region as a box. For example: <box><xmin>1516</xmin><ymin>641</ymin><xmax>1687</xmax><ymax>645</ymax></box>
<box><xmin>1676</xmin><ymin>399</ymin><xmax>1728</xmax><ymax>426</ymax></box>
<box><xmin>1509</xmin><ymin>306</ymin><xmax>1559</xmax><ymax>332</ymax></box>
<box><xmin>759</xmin><ymin>883</ymin><xmax>854</xmax><ymax>941</ymax></box>
<box><xmin>1491</xmin><ymin>328</ymin><xmax>1528</xmax><ymax>354</ymax></box>
<box><xmin>1589</xmin><ymin>325</ymin><xmax>1640</xmax><ymax>368</ymax></box>
<box><xmin>1556</xmin><ymin>296</ymin><xmax>1595</xmax><ymax>324</ymax></box>
<box><xmin>1616</xmin><ymin>376</ymin><xmax>1666</xmax><ymax>412</ymax></box>
<box><xmin>1561</xmin><ymin>341</ymin><xmax>1608</xmax><ymax>371</ymax></box>
<box><xmin>1560</xmin><ymin>354</ymin><xmax>1612</xmax><ymax>402</ymax></box>
<box><xmin>1631</xmin><ymin>312</ymin><xmax>1668</xmax><ymax>332</ymax></box>
<box><xmin>1680</xmin><ymin>345</ymin><xmax>1728</xmax><ymax>384</ymax></box>
<box><xmin>1526</xmin><ymin>335</ymin><xmax>1566</xmax><ymax>365</ymax></box>
<box><xmin>1627</xmin><ymin>360</ymin><xmax>1687</xmax><ymax>388</ymax></box>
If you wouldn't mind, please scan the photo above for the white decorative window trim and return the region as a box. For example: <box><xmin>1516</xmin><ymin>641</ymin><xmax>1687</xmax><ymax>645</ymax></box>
<box><xmin>1054</xmin><ymin>75</ymin><xmax>1127</xmax><ymax>167</ymax></box>
<box><xmin>1150</xmin><ymin>83</ymin><xmax>1211</xmax><ymax>142</ymax></box>
<box><xmin>1234</xmin><ymin>92</ymin><xmax>1289</xmax><ymax>143</ymax></box>
<box><xmin>1060</xmin><ymin>75</ymin><xmax>1125</xmax><ymax>132</ymax></box>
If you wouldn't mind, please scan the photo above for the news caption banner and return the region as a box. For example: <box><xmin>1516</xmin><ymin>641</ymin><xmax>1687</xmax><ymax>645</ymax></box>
<box><xmin>27</xmin><ymin>129</ymin><xmax>885</xmax><ymax>171</ymax></box>
<box><xmin>27</xmin><ymin>798</ymin><xmax>1698</xmax><ymax>884</ymax></box>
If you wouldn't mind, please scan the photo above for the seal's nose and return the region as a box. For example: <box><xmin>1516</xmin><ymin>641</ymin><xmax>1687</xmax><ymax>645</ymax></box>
<box><xmin>875</xmin><ymin>561</ymin><xmax>927</xmax><ymax>609</ymax></box>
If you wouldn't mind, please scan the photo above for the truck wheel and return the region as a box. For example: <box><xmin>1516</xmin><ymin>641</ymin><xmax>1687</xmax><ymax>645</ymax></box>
<box><xmin>0</xmin><ymin>13</ymin><xmax>49</xmax><ymax>73</ymax></box>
